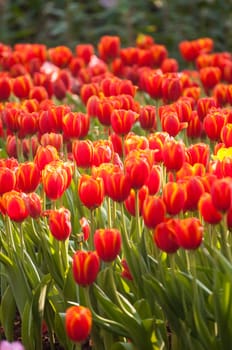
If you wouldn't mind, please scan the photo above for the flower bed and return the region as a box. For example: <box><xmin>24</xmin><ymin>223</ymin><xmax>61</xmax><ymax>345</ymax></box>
<box><xmin>0</xmin><ymin>34</ymin><xmax>232</xmax><ymax>350</ymax></box>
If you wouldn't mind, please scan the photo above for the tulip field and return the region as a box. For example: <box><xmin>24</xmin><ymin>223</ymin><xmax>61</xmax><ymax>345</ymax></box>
<box><xmin>1</xmin><ymin>34</ymin><xmax>232</xmax><ymax>350</ymax></box>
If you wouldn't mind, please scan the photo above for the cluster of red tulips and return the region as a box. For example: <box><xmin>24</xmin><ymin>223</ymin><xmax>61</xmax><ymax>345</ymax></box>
<box><xmin>0</xmin><ymin>34</ymin><xmax>232</xmax><ymax>350</ymax></box>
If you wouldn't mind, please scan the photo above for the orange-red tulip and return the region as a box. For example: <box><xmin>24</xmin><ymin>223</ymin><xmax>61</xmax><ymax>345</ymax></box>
<box><xmin>72</xmin><ymin>250</ymin><xmax>100</xmax><ymax>286</ymax></box>
<box><xmin>78</xmin><ymin>174</ymin><xmax>104</xmax><ymax>210</ymax></box>
<box><xmin>65</xmin><ymin>305</ymin><xmax>92</xmax><ymax>343</ymax></box>
<box><xmin>94</xmin><ymin>228</ymin><xmax>121</xmax><ymax>262</ymax></box>
<box><xmin>16</xmin><ymin>161</ymin><xmax>40</xmax><ymax>193</ymax></box>
<box><xmin>48</xmin><ymin>207</ymin><xmax>71</xmax><ymax>241</ymax></box>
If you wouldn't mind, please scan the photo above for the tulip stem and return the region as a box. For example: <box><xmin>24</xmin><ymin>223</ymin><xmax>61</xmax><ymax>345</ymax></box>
<box><xmin>120</xmin><ymin>203</ymin><xmax>131</xmax><ymax>248</ymax></box>
<box><xmin>107</xmin><ymin>196</ymin><xmax>112</xmax><ymax>228</ymax></box>
<box><xmin>135</xmin><ymin>189</ymin><xmax>141</xmax><ymax>239</ymax></box>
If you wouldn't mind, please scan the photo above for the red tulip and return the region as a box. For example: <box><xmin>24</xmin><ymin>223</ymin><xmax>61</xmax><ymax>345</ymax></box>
<box><xmin>98</xmin><ymin>35</ymin><xmax>120</xmax><ymax>62</ymax></box>
<box><xmin>48</xmin><ymin>45</ymin><xmax>73</xmax><ymax>68</ymax></box>
<box><xmin>12</xmin><ymin>75</ymin><xmax>32</xmax><ymax>99</ymax></box>
<box><xmin>125</xmin><ymin>150</ymin><xmax>152</xmax><ymax>189</ymax></box>
<box><xmin>75</xmin><ymin>44</ymin><xmax>94</xmax><ymax>64</ymax></box>
<box><xmin>65</xmin><ymin>305</ymin><xmax>92</xmax><ymax>343</ymax></box>
<box><xmin>210</xmin><ymin>177</ymin><xmax>232</xmax><ymax>212</ymax></box>
<box><xmin>24</xmin><ymin>192</ymin><xmax>42</xmax><ymax>219</ymax></box>
<box><xmin>162</xmin><ymin>182</ymin><xmax>186</xmax><ymax>216</ymax></box>
<box><xmin>2</xmin><ymin>190</ymin><xmax>29</xmax><ymax>222</ymax></box>
<box><xmin>78</xmin><ymin>174</ymin><xmax>104</xmax><ymax>210</ymax></box>
<box><xmin>42</xmin><ymin>163</ymin><xmax>69</xmax><ymax>201</ymax></box>
<box><xmin>145</xmin><ymin>165</ymin><xmax>161</xmax><ymax>195</ymax></box>
<box><xmin>105</xmin><ymin>171</ymin><xmax>131</xmax><ymax>202</ymax></box>
<box><xmin>16</xmin><ymin>161</ymin><xmax>40</xmax><ymax>193</ymax></box>
<box><xmin>94</xmin><ymin>228</ymin><xmax>121</xmax><ymax>262</ymax></box>
<box><xmin>163</xmin><ymin>138</ymin><xmax>186</xmax><ymax>172</ymax></box>
<box><xmin>142</xmin><ymin>195</ymin><xmax>166</xmax><ymax>229</ymax></box>
<box><xmin>111</xmin><ymin>109</ymin><xmax>138</xmax><ymax>136</ymax></box>
<box><xmin>0</xmin><ymin>167</ymin><xmax>16</xmax><ymax>195</ymax></box>
<box><xmin>198</xmin><ymin>192</ymin><xmax>222</xmax><ymax>225</ymax></box>
<box><xmin>34</xmin><ymin>145</ymin><xmax>59</xmax><ymax>171</ymax></box>
<box><xmin>175</xmin><ymin>217</ymin><xmax>203</xmax><ymax>250</ymax></box>
<box><xmin>154</xmin><ymin>219</ymin><xmax>179</xmax><ymax>253</ymax></box>
<box><xmin>139</xmin><ymin>105</ymin><xmax>156</xmax><ymax>131</ymax></box>
<box><xmin>72</xmin><ymin>250</ymin><xmax>100</xmax><ymax>286</ymax></box>
<box><xmin>183</xmin><ymin>176</ymin><xmax>205</xmax><ymax>212</ymax></box>
<box><xmin>124</xmin><ymin>186</ymin><xmax>148</xmax><ymax>217</ymax></box>
<box><xmin>48</xmin><ymin>207</ymin><xmax>71</xmax><ymax>241</ymax></box>
<box><xmin>72</xmin><ymin>139</ymin><xmax>94</xmax><ymax>168</ymax></box>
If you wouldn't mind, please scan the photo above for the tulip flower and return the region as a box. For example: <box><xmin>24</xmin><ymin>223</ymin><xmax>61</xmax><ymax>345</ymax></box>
<box><xmin>12</xmin><ymin>75</ymin><xmax>32</xmax><ymax>99</ymax></box>
<box><xmin>72</xmin><ymin>139</ymin><xmax>94</xmax><ymax>168</ymax></box>
<box><xmin>94</xmin><ymin>228</ymin><xmax>122</xmax><ymax>262</ymax></box>
<box><xmin>34</xmin><ymin>145</ymin><xmax>59</xmax><ymax>171</ymax></box>
<box><xmin>24</xmin><ymin>192</ymin><xmax>42</xmax><ymax>219</ymax></box>
<box><xmin>162</xmin><ymin>181</ymin><xmax>186</xmax><ymax>216</ymax></box>
<box><xmin>16</xmin><ymin>161</ymin><xmax>40</xmax><ymax>193</ymax></box>
<box><xmin>111</xmin><ymin>109</ymin><xmax>138</xmax><ymax>136</ymax></box>
<box><xmin>142</xmin><ymin>195</ymin><xmax>166</xmax><ymax>229</ymax></box>
<box><xmin>154</xmin><ymin>218</ymin><xmax>180</xmax><ymax>253</ymax></box>
<box><xmin>105</xmin><ymin>171</ymin><xmax>131</xmax><ymax>202</ymax></box>
<box><xmin>48</xmin><ymin>207</ymin><xmax>71</xmax><ymax>241</ymax></box>
<box><xmin>42</xmin><ymin>163</ymin><xmax>69</xmax><ymax>201</ymax></box>
<box><xmin>175</xmin><ymin>217</ymin><xmax>203</xmax><ymax>250</ymax></box>
<box><xmin>72</xmin><ymin>250</ymin><xmax>100</xmax><ymax>286</ymax></box>
<box><xmin>163</xmin><ymin>138</ymin><xmax>186</xmax><ymax>172</ymax></box>
<box><xmin>78</xmin><ymin>174</ymin><xmax>104</xmax><ymax>210</ymax></box>
<box><xmin>124</xmin><ymin>186</ymin><xmax>148</xmax><ymax>217</ymax></box>
<box><xmin>124</xmin><ymin>149</ymin><xmax>152</xmax><ymax>189</ymax></box>
<box><xmin>98</xmin><ymin>35</ymin><xmax>120</xmax><ymax>62</ymax></box>
<box><xmin>0</xmin><ymin>167</ymin><xmax>16</xmax><ymax>195</ymax></box>
<box><xmin>65</xmin><ymin>305</ymin><xmax>92</xmax><ymax>343</ymax></box>
<box><xmin>139</xmin><ymin>105</ymin><xmax>156</xmax><ymax>131</ymax></box>
<box><xmin>0</xmin><ymin>76</ymin><xmax>12</xmax><ymax>101</ymax></box>
<box><xmin>198</xmin><ymin>192</ymin><xmax>222</xmax><ymax>225</ymax></box>
<box><xmin>48</xmin><ymin>45</ymin><xmax>73</xmax><ymax>68</ymax></box>
<box><xmin>197</xmin><ymin>97</ymin><xmax>218</xmax><ymax>120</ymax></box>
<box><xmin>2</xmin><ymin>190</ymin><xmax>29</xmax><ymax>222</ymax></box>
<box><xmin>210</xmin><ymin>177</ymin><xmax>232</xmax><ymax>212</ymax></box>
<box><xmin>183</xmin><ymin>176</ymin><xmax>205</xmax><ymax>212</ymax></box>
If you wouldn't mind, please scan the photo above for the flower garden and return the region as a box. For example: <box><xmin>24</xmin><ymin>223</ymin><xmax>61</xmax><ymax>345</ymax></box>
<box><xmin>0</xmin><ymin>34</ymin><xmax>232</xmax><ymax>350</ymax></box>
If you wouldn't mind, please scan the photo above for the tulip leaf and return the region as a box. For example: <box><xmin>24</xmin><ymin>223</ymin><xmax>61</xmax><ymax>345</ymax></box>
<box><xmin>110</xmin><ymin>342</ymin><xmax>136</xmax><ymax>350</ymax></box>
<box><xmin>0</xmin><ymin>285</ymin><xmax>16</xmax><ymax>341</ymax></box>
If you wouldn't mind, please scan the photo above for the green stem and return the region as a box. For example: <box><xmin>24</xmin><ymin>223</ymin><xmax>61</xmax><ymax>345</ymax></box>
<box><xmin>107</xmin><ymin>196</ymin><xmax>112</xmax><ymax>228</ymax></box>
<box><xmin>135</xmin><ymin>189</ymin><xmax>141</xmax><ymax>240</ymax></box>
<box><xmin>120</xmin><ymin>203</ymin><xmax>131</xmax><ymax>248</ymax></box>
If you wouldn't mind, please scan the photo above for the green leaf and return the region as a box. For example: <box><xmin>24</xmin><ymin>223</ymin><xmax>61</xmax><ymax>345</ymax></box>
<box><xmin>0</xmin><ymin>285</ymin><xmax>16</xmax><ymax>341</ymax></box>
<box><xmin>110</xmin><ymin>342</ymin><xmax>136</xmax><ymax>350</ymax></box>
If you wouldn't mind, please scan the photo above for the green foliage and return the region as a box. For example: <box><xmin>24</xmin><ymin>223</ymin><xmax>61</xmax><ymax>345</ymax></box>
<box><xmin>0</xmin><ymin>0</ymin><xmax>231</xmax><ymax>60</ymax></box>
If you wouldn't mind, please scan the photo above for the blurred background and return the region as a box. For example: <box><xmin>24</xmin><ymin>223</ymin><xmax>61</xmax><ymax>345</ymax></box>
<box><xmin>0</xmin><ymin>0</ymin><xmax>231</xmax><ymax>62</ymax></box>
